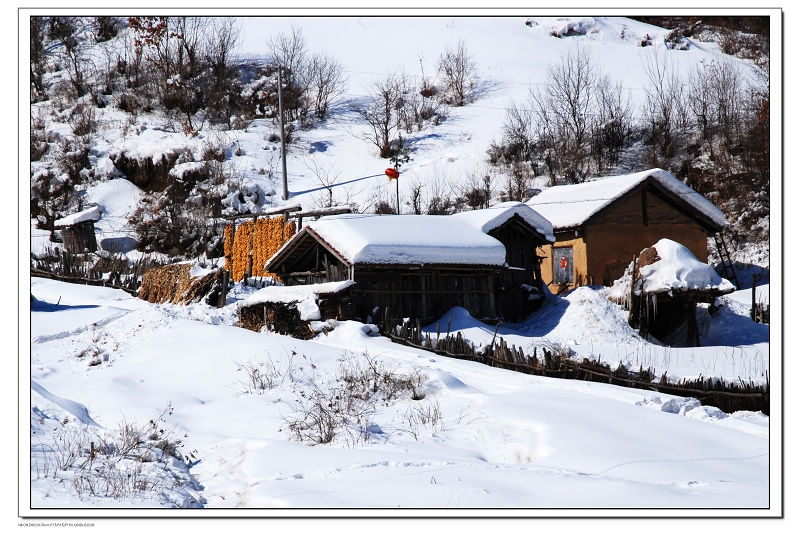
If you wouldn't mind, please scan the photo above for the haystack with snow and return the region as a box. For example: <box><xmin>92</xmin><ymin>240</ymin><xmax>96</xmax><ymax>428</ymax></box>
<box><xmin>608</xmin><ymin>239</ymin><xmax>735</xmax><ymax>346</ymax></box>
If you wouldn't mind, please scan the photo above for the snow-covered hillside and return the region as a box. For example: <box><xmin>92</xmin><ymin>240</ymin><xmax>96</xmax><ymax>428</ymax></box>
<box><xmin>29</xmin><ymin>15</ymin><xmax>768</xmax><ymax>258</ymax></box>
<box><xmin>28</xmin><ymin>279</ymin><xmax>769</xmax><ymax>510</ymax></box>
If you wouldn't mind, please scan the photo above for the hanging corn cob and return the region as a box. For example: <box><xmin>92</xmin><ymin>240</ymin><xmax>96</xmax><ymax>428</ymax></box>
<box><xmin>224</xmin><ymin>223</ymin><xmax>234</xmax><ymax>274</ymax></box>
<box><xmin>225</xmin><ymin>215</ymin><xmax>300</xmax><ymax>283</ymax></box>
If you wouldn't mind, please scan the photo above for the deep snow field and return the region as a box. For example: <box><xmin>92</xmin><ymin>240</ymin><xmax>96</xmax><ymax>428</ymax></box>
<box><xmin>27</xmin><ymin>277</ymin><xmax>771</xmax><ymax>511</ymax></box>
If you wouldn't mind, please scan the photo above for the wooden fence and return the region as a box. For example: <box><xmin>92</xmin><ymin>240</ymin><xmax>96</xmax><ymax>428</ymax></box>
<box><xmin>31</xmin><ymin>251</ymin><xmax>166</xmax><ymax>296</ymax></box>
<box><xmin>381</xmin><ymin>316</ymin><xmax>769</xmax><ymax>415</ymax></box>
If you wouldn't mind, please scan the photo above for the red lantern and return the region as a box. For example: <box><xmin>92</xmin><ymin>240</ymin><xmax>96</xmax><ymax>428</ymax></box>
<box><xmin>385</xmin><ymin>167</ymin><xmax>400</xmax><ymax>180</ymax></box>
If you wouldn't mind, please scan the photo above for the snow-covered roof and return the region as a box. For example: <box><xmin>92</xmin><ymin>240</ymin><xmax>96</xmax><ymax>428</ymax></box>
<box><xmin>307</xmin><ymin>214</ymin><xmax>507</xmax><ymax>266</ymax></box>
<box><xmin>299</xmin><ymin>203</ymin><xmax>553</xmax><ymax>267</ymax></box>
<box><xmin>527</xmin><ymin>169</ymin><xmax>727</xmax><ymax>231</ymax></box>
<box><xmin>54</xmin><ymin>206</ymin><xmax>102</xmax><ymax>227</ymax></box>
<box><xmin>451</xmin><ymin>201</ymin><xmax>555</xmax><ymax>242</ymax></box>
<box><xmin>240</xmin><ymin>280</ymin><xmax>354</xmax><ymax>321</ymax></box>
<box><xmin>608</xmin><ymin>239</ymin><xmax>735</xmax><ymax>299</ymax></box>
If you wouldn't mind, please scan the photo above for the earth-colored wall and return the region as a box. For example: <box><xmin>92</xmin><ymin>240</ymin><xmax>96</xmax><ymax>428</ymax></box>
<box><xmin>537</xmin><ymin>187</ymin><xmax>713</xmax><ymax>290</ymax></box>
<box><xmin>538</xmin><ymin>235</ymin><xmax>588</xmax><ymax>289</ymax></box>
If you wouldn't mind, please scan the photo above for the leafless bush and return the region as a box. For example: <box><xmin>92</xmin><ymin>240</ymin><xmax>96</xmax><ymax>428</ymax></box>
<box><xmin>236</xmin><ymin>354</ymin><xmax>296</xmax><ymax>395</ymax></box>
<box><xmin>402</xmin><ymin>399</ymin><xmax>443</xmax><ymax>440</ymax></box>
<box><xmin>70</xmin><ymin>102</ymin><xmax>97</xmax><ymax>137</ymax></box>
<box><xmin>32</xmin><ymin>405</ymin><xmax>200</xmax><ymax>505</ymax></box>
<box><xmin>438</xmin><ymin>40</ymin><xmax>478</xmax><ymax>106</ymax></box>
<box><xmin>283</xmin><ymin>353</ymin><xmax>430</xmax><ymax>446</ymax></box>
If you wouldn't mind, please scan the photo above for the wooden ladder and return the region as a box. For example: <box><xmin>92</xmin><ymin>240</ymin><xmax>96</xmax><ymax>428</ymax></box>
<box><xmin>713</xmin><ymin>232</ymin><xmax>740</xmax><ymax>288</ymax></box>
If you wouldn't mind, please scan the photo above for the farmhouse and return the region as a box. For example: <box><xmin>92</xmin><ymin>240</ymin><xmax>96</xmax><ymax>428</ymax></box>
<box><xmin>265</xmin><ymin>202</ymin><xmax>555</xmax><ymax>323</ymax></box>
<box><xmin>53</xmin><ymin>205</ymin><xmax>102</xmax><ymax>254</ymax></box>
<box><xmin>527</xmin><ymin>169</ymin><xmax>728</xmax><ymax>291</ymax></box>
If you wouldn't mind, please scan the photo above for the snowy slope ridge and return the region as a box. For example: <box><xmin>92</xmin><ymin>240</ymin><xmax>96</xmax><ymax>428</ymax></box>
<box><xmin>29</xmin><ymin>279</ymin><xmax>768</xmax><ymax>509</ymax></box>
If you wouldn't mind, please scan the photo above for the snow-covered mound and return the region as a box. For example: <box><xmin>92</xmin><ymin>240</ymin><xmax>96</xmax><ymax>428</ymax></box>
<box><xmin>608</xmin><ymin>239</ymin><xmax>735</xmax><ymax>300</ymax></box>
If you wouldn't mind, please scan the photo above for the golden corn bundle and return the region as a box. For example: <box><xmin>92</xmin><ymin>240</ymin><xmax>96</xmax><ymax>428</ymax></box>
<box><xmin>225</xmin><ymin>216</ymin><xmax>298</xmax><ymax>282</ymax></box>
<box><xmin>231</xmin><ymin>220</ymin><xmax>252</xmax><ymax>282</ymax></box>
<box><xmin>224</xmin><ymin>223</ymin><xmax>234</xmax><ymax>273</ymax></box>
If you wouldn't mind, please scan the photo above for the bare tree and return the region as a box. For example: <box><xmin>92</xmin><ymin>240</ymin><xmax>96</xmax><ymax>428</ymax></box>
<box><xmin>438</xmin><ymin>40</ymin><xmax>477</xmax><ymax>106</ymax></box>
<box><xmin>708</xmin><ymin>59</ymin><xmax>744</xmax><ymax>144</ymax></box>
<box><xmin>641</xmin><ymin>50</ymin><xmax>684</xmax><ymax>157</ymax></box>
<box><xmin>31</xmin><ymin>17</ymin><xmax>48</xmax><ymax>101</ymax></box>
<box><xmin>590</xmin><ymin>74</ymin><xmax>633</xmax><ymax>169</ymax></box>
<box><xmin>50</xmin><ymin>17</ymin><xmax>89</xmax><ymax>97</ymax></box>
<box><xmin>267</xmin><ymin>26</ymin><xmax>307</xmax><ymax>76</ymax></box>
<box><xmin>203</xmin><ymin>18</ymin><xmax>241</xmax><ymax>122</ymax></box>
<box><xmin>301</xmin><ymin>155</ymin><xmax>341</xmax><ymax>208</ymax></box>
<box><xmin>267</xmin><ymin>27</ymin><xmax>312</xmax><ymax>122</ymax></box>
<box><xmin>530</xmin><ymin>47</ymin><xmax>597</xmax><ymax>183</ymax></box>
<box><xmin>352</xmin><ymin>75</ymin><xmax>402</xmax><ymax>158</ymax></box>
<box><xmin>688</xmin><ymin>62</ymin><xmax>714</xmax><ymax>141</ymax></box>
<box><xmin>303</xmin><ymin>52</ymin><xmax>346</xmax><ymax>120</ymax></box>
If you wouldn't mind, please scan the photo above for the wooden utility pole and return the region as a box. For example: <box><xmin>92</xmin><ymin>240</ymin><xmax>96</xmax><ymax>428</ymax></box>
<box><xmin>278</xmin><ymin>67</ymin><xmax>289</xmax><ymax>201</ymax></box>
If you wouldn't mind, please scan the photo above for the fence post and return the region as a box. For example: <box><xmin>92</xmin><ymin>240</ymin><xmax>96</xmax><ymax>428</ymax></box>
<box><xmin>627</xmin><ymin>253</ymin><xmax>639</xmax><ymax>328</ymax></box>
<box><xmin>750</xmin><ymin>273</ymin><xmax>757</xmax><ymax>321</ymax></box>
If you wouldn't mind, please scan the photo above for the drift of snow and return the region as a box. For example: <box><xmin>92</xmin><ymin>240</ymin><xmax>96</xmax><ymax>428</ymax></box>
<box><xmin>528</xmin><ymin>169</ymin><xmax>727</xmax><ymax>230</ymax></box>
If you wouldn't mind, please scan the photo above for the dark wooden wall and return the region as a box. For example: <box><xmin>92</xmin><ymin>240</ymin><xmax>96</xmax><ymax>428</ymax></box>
<box><xmin>350</xmin><ymin>266</ymin><xmax>502</xmax><ymax>324</ymax></box>
<box><xmin>59</xmin><ymin>220</ymin><xmax>98</xmax><ymax>254</ymax></box>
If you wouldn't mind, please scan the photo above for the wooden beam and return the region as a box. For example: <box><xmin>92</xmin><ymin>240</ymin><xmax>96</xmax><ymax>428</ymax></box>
<box><xmin>222</xmin><ymin>204</ymin><xmax>302</xmax><ymax>221</ymax></box>
<box><xmin>287</xmin><ymin>205</ymin><xmax>352</xmax><ymax>219</ymax></box>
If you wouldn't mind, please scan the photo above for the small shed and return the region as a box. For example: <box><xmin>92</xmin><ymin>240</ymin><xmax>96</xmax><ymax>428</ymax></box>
<box><xmin>528</xmin><ymin>169</ymin><xmax>727</xmax><ymax>291</ymax></box>
<box><xmin>608</xmin><ymin>239</ymin><xmax>735</xmax><ymax>346</ymax></box>
<box><xmin>53</xmin><ymin>206</ymin><xmax>102</xmax><ymax>254</ymax></box>
<box><xmin>238</xmin><ymin>280</ymin><xmax>355</xmax><ymax>338</ymax></box>
<box><xmin>265</xmin><ymin>202</ymin><xmax>554</xmax><ymax>323</ymax></box>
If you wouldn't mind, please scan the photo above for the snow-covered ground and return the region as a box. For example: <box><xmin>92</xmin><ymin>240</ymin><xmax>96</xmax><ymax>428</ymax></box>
<box><xmin>26</xmin><ymin>278</ymin><xmax>771</xmax><ymax>511</ymax></box>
